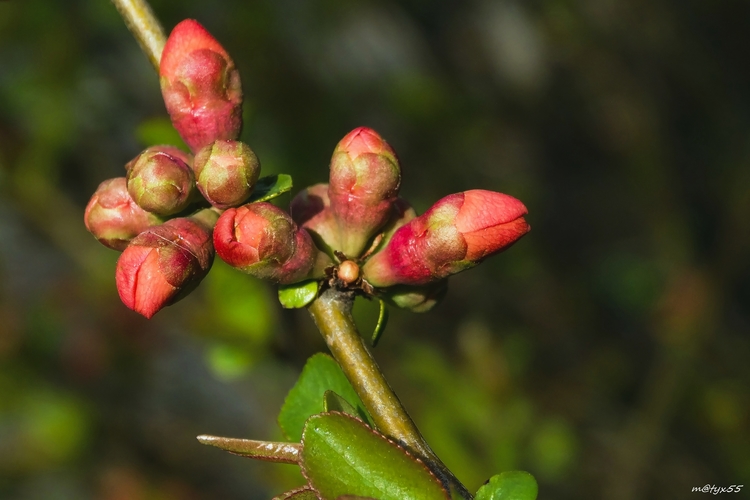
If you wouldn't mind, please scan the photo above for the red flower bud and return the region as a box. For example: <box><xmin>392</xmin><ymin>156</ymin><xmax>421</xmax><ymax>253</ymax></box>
<box><xmin>363</xmin><ymin>190</ymin><xmax>529</xmax><ymax>287</ymax></box>
<box><xmin>115</xmin><ymin>212</ymin><xmax>216</xmax><ymax>318</ymax></box>
<box><xmin>160</xmin><ymin>19</ymin><xmax>243</xmax><ymax>152</ymax></box>
<box><xmin>213</xmin><ymin>202</ymin><xmax>316</xmax><ymax>284</ymax></box>
<box><xmin>126</xmin><ymin>145</ymin><xmax>197</xmax><ymax>216</ymax></box>
<box><xmin>84</xmin><ymin>178</ymin><xmax>162</xmax><ymax>251</ymax></box>
<box><xmin>370</xmin><ymin>197</ymin><xmax>416</xmax><ymax>254</ymax></box>
<box><xmin>328</xmin><ymin>127</ymin><xmax>401</xmax><ymax>257</ymax></box>
<box><xmin>290</xmin><ymin>183</ymin><xmax>340</xmax><ymax>255</ymax></box>
<box><xmin>193</xmin><ymin>140</ymin><xmax>260</xmax><ymax>209</ymax></box>
<box><xmin>382</xmin><ymin>280</ymin><xmax>448</xmax><ymax>313</ymax></box>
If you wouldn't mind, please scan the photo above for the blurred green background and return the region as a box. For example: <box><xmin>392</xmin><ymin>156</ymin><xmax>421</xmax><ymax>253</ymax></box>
<box><xmin>1</xmin><ymin>0</ymin><xmax>749</xmax><ymax>498</ymax></box>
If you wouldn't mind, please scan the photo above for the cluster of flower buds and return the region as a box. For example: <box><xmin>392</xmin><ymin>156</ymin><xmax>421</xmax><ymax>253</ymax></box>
<box><xmin>86</xmin><ymin>20</ymin><xmax>529</xmax><ymax>318</ymax></box>
<box><xmin>85</xmin><ymin>19</ymin><xmax>316</xmax><ymax>318</ymax></box>
<box><xmin>291</xmin><ymin>127</ymin><xmax>530</xmax><ymax>312</ymax></box>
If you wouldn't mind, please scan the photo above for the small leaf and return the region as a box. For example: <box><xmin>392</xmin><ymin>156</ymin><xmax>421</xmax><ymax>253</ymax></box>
<box><xmin>278</xmin><ymin>280</ymin><xmax>319</xmax><ymax>309</ymax></box>
<box><xmin>301</xmin><ymin>412</ymin><xmax>449</xmax><ymax>500</ymax></box>
<box><xmin>324</xmin><ymin>390</ymin><xmax>359</xmax><ymax>419</ymax></box>
<box><xmin>279</xmin><ymin>354</ymin><xmax>372</xmax><ymax>441</ymax></box>
<box><xmin>249</xmin><ymin>174</ymin><xmax>293</xmax><ymax>203</ymax></box>
<box><xmin>197</xmin><ymin>435</ymin><xmax>301</xmax><ymax>463</ymax></box>
<box><xmin>272</xmin><ymin>486</ymin><xmax>318</xmax><ymax>500</ymax></box>
<box><xmin>371</xmin><ymin>299</ymin><xmax>389</xmax><ymax>347</ymax></box>
<box><xmin>474</xmin><ymin>471</ymin><xmax>538</xmax><ymax>500</ymax></box>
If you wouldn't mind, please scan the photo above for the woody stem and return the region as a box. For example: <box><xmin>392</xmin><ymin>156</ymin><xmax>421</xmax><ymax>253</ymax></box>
<box><xmin>111</xmin><ymin>0</ymin><xmax>166</xmax><ymax>71</ymax></box>
<box><xmin>308</xmin><ymin>287</ymin><xmax>471</xmax><ymax>499</ymax></box>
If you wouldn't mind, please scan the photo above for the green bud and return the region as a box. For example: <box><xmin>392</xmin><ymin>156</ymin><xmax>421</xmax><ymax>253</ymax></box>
<box><xmin>193</xmin><ymin>140</ymin><xmax>260</xmax><ymax>209</ymax></box>
<box><xmin>126</xmin><ymin>145</ymin><xmax>197</xmax><ymax>216</ymax></box>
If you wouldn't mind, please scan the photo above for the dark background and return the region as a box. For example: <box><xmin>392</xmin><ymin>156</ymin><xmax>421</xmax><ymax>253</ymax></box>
<box><xmin>1</xmin><ymin>0</ymin><xmax>749</xmax><ymax>498</ymax></box>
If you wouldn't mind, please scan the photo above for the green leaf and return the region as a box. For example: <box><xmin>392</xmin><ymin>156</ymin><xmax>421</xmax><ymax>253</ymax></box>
<box><xmin>323</xmin><ymin>390</ymin><xmax>359</xmax><ymax>418</ymax></box>
<box><xmin>279</xmin><ymin>354</ymin><xmax>373</xmax><ymax>441</ymax></box>
<box><xmin>249</xmin><ymin>174</ymin><xmax>293</xmax><ymax>203</ymax></box>
<box><xmin>474</xmin><ymin>471</ymin><xmax>538</xmax><ymax>500</ymax></box>
<box><xmin>278</xmin><ymin>280</ymin><xmax>319</xmax><ymax>309</ymax></box>
<box><xmin>301</xmin><ymin>412</ymin><xmax>449</xmax><ymax>500</ymax></box>
<box><xmin>371</xmin><ymin>299</ymin><xmax>389</xmax><ymax>347</ymax></box>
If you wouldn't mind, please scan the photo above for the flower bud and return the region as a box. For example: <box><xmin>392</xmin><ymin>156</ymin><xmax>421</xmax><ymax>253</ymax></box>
<box><xmin>363</xmin><ymin>190</ymin><xmax>529</xmax><ymax>287</ymax></box>
<box><xmin>115</xmin><ymin>211</ymin><xmax>217</xmax><ymax>318</ymax></box>
<box><xmin>369</xmin><ymin>197</ymin><xmax>416</xmax><ymax>255</ymax></box>
<box><xmin>193</xmin><ymin>140</ymin><xmax>260</xmax><ymax>209</ymax></box>
<box><xmin>381</xmin><ymin>280</ymin><xmax>448</xmax><ymax>313</ymax></box>
<box><xmin>160</xmin><ymin>19</ymin><xmax>243</xmax><ymax>152</ymax></box>
<box><xmin>84</xmin><ymin>177</ymin><xmax>162</xmax><ymax>251</ymax></box>
<box><xmin>213</xmin><ymin>202</ymin><xmax>316</xmax><ymax>284</ymax></box>
<box><xmin>290</xmin><ymin>183</ymin><xmax>340</xmax><ymax>254</ymax></box>
<box><xmin>328</xmin><ymin>127</ymin><xmax>401</xmax><ymax>257</ymax></box>
<box><xmin>126</xmin><ymin>145</ymin><xmax>197</xmax><ymax>216</ymax></box>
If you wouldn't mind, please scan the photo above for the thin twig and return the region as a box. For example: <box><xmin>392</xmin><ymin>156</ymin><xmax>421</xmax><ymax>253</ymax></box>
<box><xmin>308</xmin><ymin>288</ymin><xmax>472</xmax><ymax>499</ymax></box>
<box><xmin>111</xmin><ymin>0</ymin><xmax>166</xmax><ymax>71</ymax></box>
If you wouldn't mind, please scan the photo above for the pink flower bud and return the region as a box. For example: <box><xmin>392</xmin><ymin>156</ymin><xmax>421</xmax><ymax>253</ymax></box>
<box><xmin>213</xmin><ymin>202</ymin><xmax>316</xmax><ymax>284</ymax></box>
<box><xmin>126</xmin><ymin>145</ymin><xmax>197</xmax><ymax>216</ymax></box>
<box><xmin>84</xmin><ymin>178</ymin><xmax>162</xmax><ymax>251</ymax></box>
<box><xmin>382</xmin><ymin>280</ymin><xmax>448</xmax><ymax>313</ymax></box>
<box><xmin>290</xmin><ymin>183</ymin><xmax>340</xmax><ymax>255</ymax></box>
<box><xmin>363</xmin><ymin>190</ymin><xmax>529</xmax><ymax>287</ymax></box>
<box><xmin>193</xmin><ymin>140</ymin><xmax>260</xmax><ymax>209</ymax></box>
<box><xmin>115</xmin><ymin>212</ymin><xmax>217</xmax><ymax>319</ymax></box>
<box><xmin>160</xmin><ymin>19</ymin><xmax>243</xmax><ymax>152</ymax></box>
<box><xmin>328</xmin><ymin>127</ymin><xmax>401</xmax><ymax>257</ymax></box>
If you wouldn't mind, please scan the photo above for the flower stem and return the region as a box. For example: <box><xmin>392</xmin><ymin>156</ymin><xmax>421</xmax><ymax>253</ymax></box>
<box><xmin>111</xmin><ymin>0</ymin><xmax>166</xmax><ymax>71</ymax></box>
<box><xmin>308</xmin><ymin>287</ymin><xmax>471</xmax><ymax>499</ymax></box>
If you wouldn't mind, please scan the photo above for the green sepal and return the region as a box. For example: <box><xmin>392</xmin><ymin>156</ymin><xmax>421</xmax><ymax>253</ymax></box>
<box><xmin>278</xmin><ymin>280</ymin><xmax>319</xmax><ymax>309</ymax></box>
<box><xmin>278</xmin><ymin>353</ymin><xmax>372</xmax><ymax>441</ymax></box>
<box><xmin>371</xmin><ymin>299</ymin><xmax>389</xmax><ymax>347</ymax></box>
<box><xmin>300</xmin><ymin>412</ymin><xmax>449</xmax><ymax>500</ymax></box>
<box><xmin>249</xmin><ymin>174</ymin><xmax>293</xmax><ymax>203</ymax></box>
<box><xmin>474</xmin><ymin>471</ymin><xmax>538</xmax><ymax>500</ymax></box>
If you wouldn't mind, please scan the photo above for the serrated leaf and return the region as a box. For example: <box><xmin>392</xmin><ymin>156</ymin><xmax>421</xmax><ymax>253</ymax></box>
<box><xmin>279</xmin><ymin>354</ymin><xmax>373</xmax><ymax>441</ymax></box>
<box><xmin>278</xmin><ymin>280</ymin><xmax>319</xmax><ymax>309</ymax></box>
<box><xmin>249</xmin><ymin>174</ymin><xmax>293</xmax><ymax>203</ymax></box>
<box><xmin>301</xmin><ymin>412</ymin><xmax>449</xmax><ymax>500</ymax></box>
<box><xmin>371</xmin><ymin>299</ymin><xmax>389</xmax><ymax>347</ymax></box>
<box><xmin>474</xmin><ymin>471</ymin><xmax>538</xmax><ymax>500</ymax></box>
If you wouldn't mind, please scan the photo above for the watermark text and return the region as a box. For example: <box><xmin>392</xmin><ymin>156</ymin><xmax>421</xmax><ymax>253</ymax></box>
<box><xmin>692</xmin><ymin>485</ymin><xmax>744</xmax><ymax>495</ymax></box>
